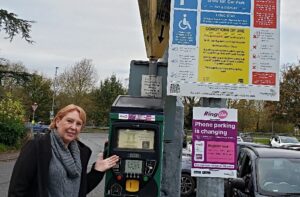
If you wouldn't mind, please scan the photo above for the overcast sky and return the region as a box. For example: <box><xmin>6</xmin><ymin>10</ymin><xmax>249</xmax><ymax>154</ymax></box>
<box><xmin>1</xmin><ymin>0</ymin><xmax>300</xmax><ymax>83</ymax></box>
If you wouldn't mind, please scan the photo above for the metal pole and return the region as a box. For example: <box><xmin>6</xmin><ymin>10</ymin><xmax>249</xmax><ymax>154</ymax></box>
<box><xmin>196</xmin><ymin>98</ymin><xmax>226</xmax><ymax>197</ymax></box>
<box><xmin>272</xmin><ymin>120</ymin><xmax>274</xmax><ymax>135</ymax></box>
<box><xmin>31</xmin><ymin>102</ymin><xmax>38</xmax><ymax>133</ymax></box>
<box><xmin>148</xmin><ymin>58</ymin><xmax>158</xmax><ymax>75</ymax></box>
<box><xmin>50</xmin><ymin>67</ymin><xmax>58</xmax><ymax>120</ymax></box>
<box><xmin>159</xmin><ymin>47</ymin><xmax>182</xmax><ymax>197</ymax></box>
<box><xmin>31</xmin><ymin>110</ymin><xmax>35</xmax><ymax>133</ymax></box>
<box><xmin>32</xmin><ymin>111</ymin><xmax>35</xmax><ymax>124</ymax></box>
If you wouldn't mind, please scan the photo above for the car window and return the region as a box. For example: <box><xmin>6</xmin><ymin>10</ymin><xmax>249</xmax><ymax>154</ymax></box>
<box><xmin>280</xmin><ymin>136</ymin><xmax>299</xmax><ymax>143</ymax></box>
<box><xmin>257</xmin><ymin>158</ymin><xmax>300</xmax><ymax>194</ymax></box>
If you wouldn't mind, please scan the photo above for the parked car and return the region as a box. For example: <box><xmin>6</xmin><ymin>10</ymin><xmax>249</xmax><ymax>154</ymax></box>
<box><xmin>25</xmin><ymin>122</ymin><xmax>50</xmax><ymax>133</ymax></box>
<box><xmin>270</xmin><ymin>135</ymin><xmax>300</xmax><ymax>147</ymax></box>
<box><xmin>236</xmin><ymin>142</ymin><xmax>268</xmax><ymax>156</ymax></box>
<box><xmin>33</xmin><ymin>123</ymin><xmax>50</xmax><ymax>133</ymax></box>
<box><xmin>239</xmin><ymin>133</ymin><xmax>253</xmax><ymax>142</ymax></box>
<box><xmin>225</xmin><ymin>146</ymin><xmax>300</xmax><ymax>196</ymax></box>
<box><xmin>181</xmin><ymin>148</ymin><xmax>195</xmax><ymax>196</ymax></box>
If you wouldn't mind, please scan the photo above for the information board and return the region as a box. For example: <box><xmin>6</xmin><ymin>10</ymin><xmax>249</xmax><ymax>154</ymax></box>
<box><xmin>191</xmin><ymin>107</ymin><xmax>237</xmax><ymax>178</ymax></box>
<box><xmin>168</xmin><ymin>0</ymin><xmax>280</xmax><ymax>101</ymax></box>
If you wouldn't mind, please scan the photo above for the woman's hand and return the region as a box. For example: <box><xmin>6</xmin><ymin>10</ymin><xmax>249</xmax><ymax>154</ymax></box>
<box><xmin>94</xmin><ymin>153</ymin><xmax>119</xmax><ymax>172</ymax></box>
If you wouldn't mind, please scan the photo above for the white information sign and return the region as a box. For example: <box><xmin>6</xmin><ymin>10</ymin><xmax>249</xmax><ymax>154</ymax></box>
<box><xmin>141</xmin><ymin>75</ymin><xmax>162</xmax><ymax>98</ymax></box>
<box><xmin>168</xmin><ymin>0</ymin><xmax>280</xmax><ymax>101</ymax></box>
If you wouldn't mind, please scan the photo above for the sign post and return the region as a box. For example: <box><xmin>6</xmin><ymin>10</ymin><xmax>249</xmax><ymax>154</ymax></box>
<box><xmin>167</xmin><ymin>0</ymin><xmax>280</xmax><ymax>196</ymax></box>
<box><xmin>31</xmin><ymin>102</ymin><xmax>38</xmax><ymax>124</ymax></box>
<box><xmin>31</xmin><ymin>102</ymin><xmax>38</xmax><ymax>133</ymax></box>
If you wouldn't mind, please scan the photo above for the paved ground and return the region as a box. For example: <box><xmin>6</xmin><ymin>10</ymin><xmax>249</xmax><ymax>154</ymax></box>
<box><xmin>0</xmin><ymin>151</ymin><xmax>19</xmax><ymax>162</ymax></box>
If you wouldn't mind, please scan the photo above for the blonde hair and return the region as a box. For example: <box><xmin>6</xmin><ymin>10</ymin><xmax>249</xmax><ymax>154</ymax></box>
<box><xmin>49</xmin><ymin>104</ymin><xmax>86</xmax><ymax>129</ymax></box>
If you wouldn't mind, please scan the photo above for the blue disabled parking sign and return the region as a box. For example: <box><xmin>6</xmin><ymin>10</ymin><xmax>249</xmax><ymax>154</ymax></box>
<box><xmin>172</xmin><ymin>10</ymin><xmax>197</xmax><ymax>45</ymax></box>
<box><xmin>174</xmin><ymin>0</ymin><xmax>198</xmax><ymax>9</ymax></box>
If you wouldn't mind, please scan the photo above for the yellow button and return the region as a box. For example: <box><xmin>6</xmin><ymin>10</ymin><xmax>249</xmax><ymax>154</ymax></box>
<box><xmin>125</xmin><ymin>179</ymin><xmax>139</xmax><ymax>192</ymax></box>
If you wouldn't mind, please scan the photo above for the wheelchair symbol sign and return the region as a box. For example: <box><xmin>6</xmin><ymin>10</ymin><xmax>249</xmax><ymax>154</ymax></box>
<box><xmin>172</xmin><ymin>10</ymin><xmax>197</xmax><ymax>45</ymax></box>
<box><xmin>179</xmin><ymin>14</ymin><xmax>191</xmax><ymax>30</ymax></box>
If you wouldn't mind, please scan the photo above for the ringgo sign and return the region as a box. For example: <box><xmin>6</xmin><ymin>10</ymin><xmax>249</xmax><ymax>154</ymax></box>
<box><xmin>191</xmin><ymin>107</ymin><xmax>238</xmax><ymax>178</ymax></box>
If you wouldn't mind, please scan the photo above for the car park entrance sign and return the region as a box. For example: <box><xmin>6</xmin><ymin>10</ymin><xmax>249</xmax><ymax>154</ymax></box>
<box><xmin>168</xmin><ymin>0</ymin><xmax>280</xmax><ymax>101</ymax></box>
<box><xmin>191</xmin><ymin>107</ymin><xmax>237</xmax><ymax>178</ymax></box>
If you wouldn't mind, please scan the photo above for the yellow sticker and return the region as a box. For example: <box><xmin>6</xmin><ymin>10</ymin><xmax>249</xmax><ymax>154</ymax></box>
<box><xmin>125</xmin><ymin>179</ymin><xmax>139</xmax><ymax>192</ymax></box>
<box><xmin>199</xmin><ymin>26</ymin><xmax>250</xmax><ymax>84</ymax></box>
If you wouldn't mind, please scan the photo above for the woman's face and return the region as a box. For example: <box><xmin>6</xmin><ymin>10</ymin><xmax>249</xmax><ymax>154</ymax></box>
<box><xmin>55</xmin><ymin>110</ymin><xmax>83</xmax><ymax>145</ymax></box>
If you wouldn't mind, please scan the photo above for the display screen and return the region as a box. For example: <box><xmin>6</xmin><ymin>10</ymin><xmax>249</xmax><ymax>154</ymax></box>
<box><xmin>125</xmin><ymin>160</ymin><xmax>143</xmax><ymax>174</ymax></box>
<box><xmin>117</xmin><ymin>129</ymin><xmax>155</xmax><ymax>150</ymax></box>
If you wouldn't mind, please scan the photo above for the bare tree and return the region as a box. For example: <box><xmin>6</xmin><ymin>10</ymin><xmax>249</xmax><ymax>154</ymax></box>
<box><xmin>181</xmin><ymin>96</ymin><xmax>202</xmax><ymax>129</ymax></box>
<box><xmin>57</xmin><ymin>58</ymin><xmax>98</xmax><ymax>105</ymax></box>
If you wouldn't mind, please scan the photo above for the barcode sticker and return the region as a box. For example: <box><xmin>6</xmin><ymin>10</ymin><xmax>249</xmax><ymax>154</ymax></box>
<box><xmin>170</xmin><ymin>83</ymin><xmax>180</xmax><ymax>93</ymax></box>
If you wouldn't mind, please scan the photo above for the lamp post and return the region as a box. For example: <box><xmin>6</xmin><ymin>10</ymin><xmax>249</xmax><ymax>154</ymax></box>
<box><xmin>50</xmin><ymin>67</ymin><xmax>58</xmax><ymax>121</ymax></box>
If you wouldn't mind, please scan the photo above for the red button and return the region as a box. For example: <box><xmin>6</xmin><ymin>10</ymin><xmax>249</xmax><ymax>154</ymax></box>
<box><xmin>116</xmin><ymin>175</ymin><xmax>122</xmax><ymax>181</ymax></box>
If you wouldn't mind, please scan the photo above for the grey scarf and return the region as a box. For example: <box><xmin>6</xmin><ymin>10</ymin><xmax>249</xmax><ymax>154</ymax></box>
<box><xmin>48</xmin><ymin>130</ymin><xmax>82</xmax><ymax>197</ymax></box>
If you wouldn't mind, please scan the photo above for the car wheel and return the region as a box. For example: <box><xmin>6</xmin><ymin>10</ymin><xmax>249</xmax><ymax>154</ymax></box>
<box><xmin>181</xmin><ymin>173</ymin><xmax>195</xmax><ymax>196</ymax></box>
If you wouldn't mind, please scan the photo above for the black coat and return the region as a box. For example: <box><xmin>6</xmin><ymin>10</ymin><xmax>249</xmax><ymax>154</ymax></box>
<box><xmin>8</xmin><ymin>133</ymin><xmax>105</xmax><ymax>197</ymax></box>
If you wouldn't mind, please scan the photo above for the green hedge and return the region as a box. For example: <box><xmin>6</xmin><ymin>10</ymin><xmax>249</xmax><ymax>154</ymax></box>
<box><xmin>0</xmin><ymin>121</ymin><xmax>25</xmax><ymax>146</ymax></box>
<box><xmin>0</xmin><ymin>93</ymin><xmax>26</xmax><ymax>147</ymax></box>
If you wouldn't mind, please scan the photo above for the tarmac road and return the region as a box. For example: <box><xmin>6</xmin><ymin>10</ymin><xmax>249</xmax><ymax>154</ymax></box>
<box><xmin>0</xmin><ymin>132</ymin><xmax>108</xmax><ymax>197</ymax></box>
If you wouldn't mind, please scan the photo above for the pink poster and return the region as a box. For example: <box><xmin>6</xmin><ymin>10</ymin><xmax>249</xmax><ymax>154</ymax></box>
<box><xmin>191</xmin><ymin>107</ymin><xmax>238</xmax><ymax>178</ymax></box>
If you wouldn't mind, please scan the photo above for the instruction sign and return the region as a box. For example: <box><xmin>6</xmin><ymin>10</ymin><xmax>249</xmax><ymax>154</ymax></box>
<box><xmin>141</xmin><ymin>75</ymin><xmax>162</xmax><ymax>98</ymax></box>
<box><xmin>168</xmin><ymin>0</ymin><xmax>280</xmax><ymax>101</ymax></box>
<box><xmin>191</xmin><ymin>107</ymin><xmax>237</xmax><ymax>178</ymax></box>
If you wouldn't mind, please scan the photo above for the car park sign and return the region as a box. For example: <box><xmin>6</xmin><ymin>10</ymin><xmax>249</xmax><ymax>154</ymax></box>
<box><xmin>191</xmin><ymin>107</ymin><xmax>237</xmax><ymax>178</ymax></box>
<box><xmin>168</xmin><ymin>0</ymin><xmax>280</xmax><ymax>101</ymax></box>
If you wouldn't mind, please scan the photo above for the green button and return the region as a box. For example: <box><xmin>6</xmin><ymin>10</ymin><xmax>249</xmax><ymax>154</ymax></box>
<box><xmin>143</xmin><ymin>176</ymin><xmax>149</xmax><ymax>182</ymax></box>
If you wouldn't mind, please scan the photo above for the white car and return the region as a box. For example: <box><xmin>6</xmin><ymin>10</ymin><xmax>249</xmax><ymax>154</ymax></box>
<box><xmin>270</xmin><ymin>135</ymin><xmax>300</xmax><ymax>147</ymax></box>
<box><xmin>237</xmin><ymin>136</ymin><xmax>244</xmax><ymax>142</ymax></box>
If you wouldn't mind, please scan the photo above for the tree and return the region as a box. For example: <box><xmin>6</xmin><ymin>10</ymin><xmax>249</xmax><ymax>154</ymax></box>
<box><xmin>181</xmin><ymin>97</ymin><xmax>202</xmax><ymax>129</ymax></box>
<box><xmin>0</xmin><ymin>9</ymin><xmax>34</xmax><ymax>43</ymax></box>
<box><xmin>265</xmin><ymin>64</ymin><xmax>300</xmax><ymax>129</ymax></box>
<box><xmin>57</xmin><ymin>58</ymin><xmax>98</xmax><ymax>107</ymax></box>
<box><xmin>0</xmin><ymin>61</ymin><xmax>52</xmax><ymax>123</ymax></box>
<box><xmin>0</xmin><ymin>60</ymin><xmax>31</xmax><ymax>91</ymax></box>
<box><xmin>228</xmin><ymin>99</ymin><xmax>267</xmax><ymax>132</ymax></box>
<box><xmin>90</xmin><ymin>75</ymin><xmax>127</xmax><ymax>126</ymax></box>
<box><xmin>22</xmin><ymin>74</ymin><xmax>53</xmax><ymax>123</ymax></box>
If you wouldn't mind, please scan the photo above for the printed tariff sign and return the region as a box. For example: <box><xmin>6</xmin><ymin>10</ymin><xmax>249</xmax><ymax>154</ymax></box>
<box><xmin>191</xmin><ymin>107</ymin><xmax>237</xmax><ymax>178</ymax></box>
<box><xmin>168</xmin><ymin>0</ymin><xmax>280</xmax><ymax>101</ymax></box>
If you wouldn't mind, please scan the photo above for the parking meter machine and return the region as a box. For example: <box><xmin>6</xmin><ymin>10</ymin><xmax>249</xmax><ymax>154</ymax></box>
<box><xmin>105</xmin><ymin>95</ymin><xmax>164</xmax><ymax>197</ymax></box>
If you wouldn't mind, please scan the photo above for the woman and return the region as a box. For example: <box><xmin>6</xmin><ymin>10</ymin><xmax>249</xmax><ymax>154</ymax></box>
<box><xmin>8</xmin><ymin>104</ymin><xmax>119</xmax><ymax>197</ymax></box>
